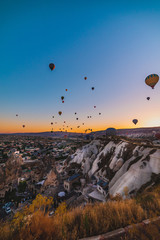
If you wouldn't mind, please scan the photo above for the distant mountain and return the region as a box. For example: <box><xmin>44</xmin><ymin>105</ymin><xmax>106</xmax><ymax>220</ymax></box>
<box><xmin>0</xmin><ymin>131</ymin><xmax>85</xmax><ymax>138</ymax></box>
<box><xmin>1</xmin><ymin>126</ymin><xmax>160</xmax><ymax>138</ymax></box>
<box><xmin>89</xmin><ymin>126</ymin><xmax>160</xmax><ymax>138</ymax></box>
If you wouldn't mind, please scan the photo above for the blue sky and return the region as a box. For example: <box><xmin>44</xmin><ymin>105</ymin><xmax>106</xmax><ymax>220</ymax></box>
<box><xmin>1</xmin><ymin>0</ymin><xmax>160</xmax><ymax>132</ymax></box>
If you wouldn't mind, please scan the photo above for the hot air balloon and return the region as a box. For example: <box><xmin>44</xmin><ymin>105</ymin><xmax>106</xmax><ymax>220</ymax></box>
<box><xmin>71</xmin><ymin>128</ymin><xmax>72</xmax><ymax>130</ymax></box>
<box><xmin>76</xmin><ymin>118</ymin><xmax>78</xmax><ymax>120</ymax></box>
<box><xmin>82</xmin><ymin>123</ymin><xmax>84</xmax><ymax>125</ymax></box>
<box><xmin>62</xmin><ymin>101</ymin><xmax>64</xmax><ymax>103</ymax></box>
<box><xmin>94</xmin><ymin>106</ymin><xmax>96</xmax><ymax>108</ymax></box>
<box><xmin>132</xmin><ymin>119</ymin><xmax>138</xmax><ymax>125</ymax></box>
<box><xmin>61</xmin><ymin>96</ymin><xmax>64</xmax><ymax>100</ymax></box>
<box><xmin>49</xmin><ymin>63</ymin><xmax>55</xmax><ymax>71</ymax></box>
<box><xmin>145</xmin><ymin>74</ymin><xmax>159</xmax><ymax>89</ymax></box>
<box><xmin>58</xmin><ymin>111</ymin><xmax>62</xmax><ymax>116</ymax></box>
<box><xmin>64</xmin><ymin>121</ymin><xmax>66</xmax><ymax>123</ymax></box>
<box><xmin>87</xmin><ymin>116</ymin><xmax>89</xmax><ymax>118</ymax></box>
<box><xmin>52</xmin><ymin>116</ymin><xmax>54</xmax><ymax>118</ymax></box>
<box><xmin>147</xmin><ymin>97</ymin><xmax>150</xmax><ymax>101</ymax></box>
<box><xmin>75</xmin><ymin>112</ymin><xmax>77</xmax><ymax>115</ymax></box>
<box><xmin>22</xmin><ymin>125</ymin><xmax>25</xmax><ymax>128</ymax></box>
<box><xmin>91</xmin><ymin>87</ymin><xmax>95</xmax><ymax>90</ymax></box>
<box><xmin>99</xmin><ymin>113</ymin><xmax>101</xmax><ymax>115</ymax></box>
<box><xmin>90</xmin><ymin>116</ymin><xmax>92</xmax><ymax>118</ymax></box>
<box><xmin>51</xmin><ymin>122</ymin><xmax>53</xmax><ymax>125</ymax></box>
<box><xmin>16</xmin><ymin>114</ymin><xmax>18</xmax><ymax>117</ymax></box>
<box><xmin>65</xmin><ymin>89</ymin><xmax>68</xmax><ymax>91</ymax></box>
<box><xmin>84</xmin><ymin>77</ymin><xmax>87</xmax><ymax>80</ymax></box>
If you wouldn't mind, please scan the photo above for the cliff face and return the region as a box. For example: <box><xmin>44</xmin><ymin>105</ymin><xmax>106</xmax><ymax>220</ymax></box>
<box><xmin>67</xmin><ymin>138</ymin><xmax>160</xmax><ymax>197</ymax></box>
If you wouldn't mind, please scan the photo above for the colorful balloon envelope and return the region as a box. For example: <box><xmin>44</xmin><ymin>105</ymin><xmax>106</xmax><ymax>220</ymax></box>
<box><xmin>145</xmin><ymin>74</ymin><xmax>159</xmax><ymax>89</ymax></box>
<box><xmin>49</xmin><ymin>63</ymin><xmax>55</xmax><ymax>71</ymax></box>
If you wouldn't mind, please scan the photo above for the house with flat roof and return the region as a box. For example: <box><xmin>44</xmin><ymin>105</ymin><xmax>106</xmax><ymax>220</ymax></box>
<box><xmin>64</xmin><ymin>173</ymin><xmax>81</xmax><ymax>192</ymax></box>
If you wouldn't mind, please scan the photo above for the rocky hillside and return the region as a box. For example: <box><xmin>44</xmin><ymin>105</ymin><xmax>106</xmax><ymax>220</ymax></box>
<box><xmin>66</xmin><ymin>137</ymin><xmax>160</xmax><ymax>197</ymax></box>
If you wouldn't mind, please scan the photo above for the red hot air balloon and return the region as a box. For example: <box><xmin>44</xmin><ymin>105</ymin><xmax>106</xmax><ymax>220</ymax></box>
<box><xmin>58</xmin><ymin>111</ymin><xmax>62</xmax><ymax>116</ymax></box>
<box><xmin>84</xmin><ymin>77</ymin><xmax>87</xmax><ymax>80</ymax></box>
<box><xmin>22</xmin><ymin>125</ymin><xmax>25</xmax><ymax>128</ymax></box>
<box><xmin>65</xmin><ymin>89</ymin><xmax>68</xmax><ymax>91</ymax></box>
<box><xmin>62</xmin><ymin>101</ymin><xmax>64</xmax><ymax>103</ymax></box>
<box><xmin>49</xmin><ymin>63</ymin><xmax>55</xmax><ymax>71</ymax></box>
<box><xmin>51</xmin><ymin>122</ymin><xmax>53</xmax><ymax>125</ymax></box>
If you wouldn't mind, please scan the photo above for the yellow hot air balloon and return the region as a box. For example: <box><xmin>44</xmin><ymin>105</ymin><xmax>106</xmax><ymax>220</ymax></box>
<box><xmin>145</xmin><ymin>74</ymin><xmax>159</xmax><ymax>89</ymax></box>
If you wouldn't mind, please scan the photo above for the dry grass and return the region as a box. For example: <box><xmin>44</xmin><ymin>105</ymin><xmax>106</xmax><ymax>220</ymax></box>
<box><xmin>1</xmin><ymin>184</ymin><xmax>160</xmax><ymax>240</ymax></box>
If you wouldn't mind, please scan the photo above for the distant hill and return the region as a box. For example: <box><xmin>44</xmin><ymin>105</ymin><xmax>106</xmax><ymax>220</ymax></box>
<box><xmin>89</xmin><ymin>126</ymin><xmax>160</xmax><ymax>138</ymax></box>
<box><xmin>0</xmin><ymin>131</ymin><xmax>85</xmax><ymax>138</ymax></box>
<box><xmin>1</xmin><ymin>126</ymin><xmax>160</xmax><ymax>138</ymax></box>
